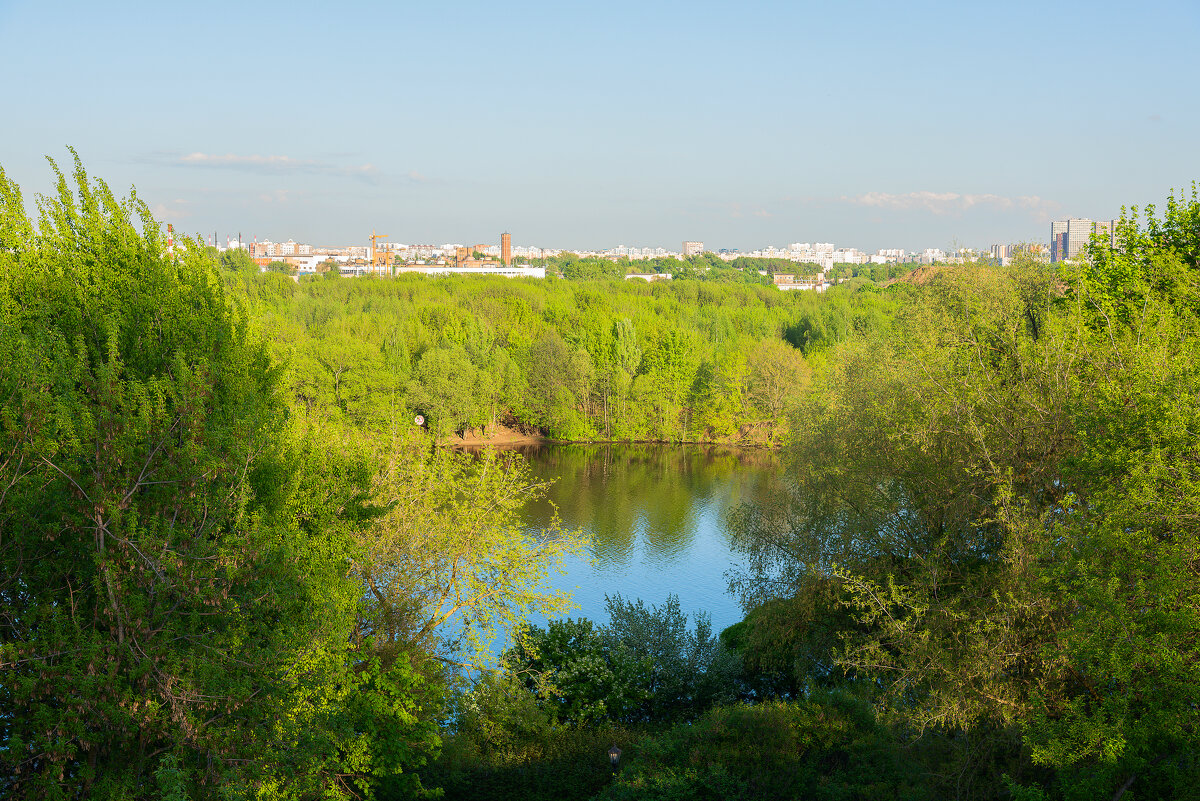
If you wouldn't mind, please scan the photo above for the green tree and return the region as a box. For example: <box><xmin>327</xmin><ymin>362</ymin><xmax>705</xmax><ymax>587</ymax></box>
<box><xmin>0</xmin><ymin>156</ymin><xmax>437</xmax><ymax>799</ymax></box>
<box><xmin>504</xmin><ymin>618</ymin><xmax>652</xmax><ymax>725</ymax></box>
<box><xmin>596</xmin><ymin>697</ymin><xmax>924</xmax><ymax>801</ymax></box>
<box><xmin>503</xmin><ymin>595</ymin><xmax>738</xmax><ymax>726</ymax></box>
<box><xmin>630</xmin><ymin>329</ymin><xmax>700</xmax><ymax>440</ymax></box>
<box><xmin>218</xmin><ymin>245</ymin><xmax>258</xmax><ymax>273</ymax></box>
<box><xmin>744</xmin><ymin>337</ymin><xmax>810</xmax><ymax>421</ymax></box>
<box><xmin>603</xmin><ymin>593</ymin><xmax>740</xmax><ymax>721</ymax></box>
<box><xmin>521</xmin><ymin>331</ymin><xmax>595</xmax><ymax>438</ymax></box>
<box><xmin>353</xmin><ymin>441</ymin><xmax>588</xmax><ymax>670</ymax></box>
<box><xmin>407</xmin><ymin>345</ymin><xmax>483</xmax><ymax>438</ymax></box>
<box><xmin>688</xmin><ymin>353</ymin><xmax>744</xmax><ymax>439</ymax></box>
<box><xmin>1014</xmin><ymin>188</ymin><xmax>1200</xmax><ymax>796</ymax></box>
<box><xmin>731</xmin><ymin>189</ymin><xmax>1200</xmax><ymax>798</ymax></box>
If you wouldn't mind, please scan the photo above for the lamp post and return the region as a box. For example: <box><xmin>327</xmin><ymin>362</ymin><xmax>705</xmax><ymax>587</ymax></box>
<box><xmin>608</xmin><ymin>744</ymin><xmax>622</xmax><ymax>774</ymax></box>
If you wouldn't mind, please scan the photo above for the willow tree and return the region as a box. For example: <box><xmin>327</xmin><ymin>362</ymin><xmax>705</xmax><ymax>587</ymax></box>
<box><xmin>353</xmin><ymin>440</ymin><xmax>589</xmax><ymax>672</ymax></box>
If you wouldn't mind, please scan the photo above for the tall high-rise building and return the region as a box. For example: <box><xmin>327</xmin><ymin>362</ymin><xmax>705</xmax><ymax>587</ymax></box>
<box><xmin>501</xmin><ymin>232</ymin><xmax>512</xmax><ymax>265</ymax></box>
<box><xmin>1050</xmin><ymin>220</ymin><xmax>1069</xmax><ymax>263</ymax></box>
<box><xmin>1050</xmin><ymin>218</ymin><xmax>1117</xmax><ymax>262</ymax></box>
<box><xmin>682</xmin><ymin>241</ymin><xmax>703</xmax><ymax>256</ymax></box>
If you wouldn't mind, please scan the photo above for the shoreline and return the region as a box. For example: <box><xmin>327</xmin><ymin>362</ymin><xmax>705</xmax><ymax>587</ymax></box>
<box><xmin>441</xmin><ymin>424</ymin><xmax>783</xmax><ymax>450</ymax></box>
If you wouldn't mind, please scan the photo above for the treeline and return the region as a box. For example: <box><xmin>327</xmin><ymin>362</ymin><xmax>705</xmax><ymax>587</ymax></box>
<box><xmin>543</xmin><ymin>251</ymin><xmax>847</xmax><ymax>283</ymax></box>
<box><xmin>548</xmin><ymin>251</ymin><xmax>772</xmax><ymax>282</ymax></box>
<box><xmin>548</xmin><ymin>250</ymin><xmax>917</xmax><ymax>286</ymax></box>
<box><xmin>219</xmin><ymin>261</ymin><xmax>897</xmax><ymax>444</ymax></box>
<box><xmin>413</xmin><ymin>188</ymin><xmax>1200</xmax><ymax>801</ymax></box>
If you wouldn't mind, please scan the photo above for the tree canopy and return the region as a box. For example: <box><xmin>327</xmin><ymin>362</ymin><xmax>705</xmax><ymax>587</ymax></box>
<box><xmin>729</xmin><ymin>185</ymin><xmax>1200</xmax><ymax>799</ymax></box>
<box><xmin>0</xmin><ymin>154</ymin><xmax>439</xmax><ymax>799</ymax></box>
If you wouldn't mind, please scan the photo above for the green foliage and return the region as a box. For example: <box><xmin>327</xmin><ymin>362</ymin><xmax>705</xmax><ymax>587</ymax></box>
<box><xmin>450</xmin><ymin>672</ymin><xmax>555</xmax><ymax>758</ymax></box>
<box><xmin>744</xmin><ymin>337</ymin><xmax>810</xmax><ymax>420</ymax></box>
<box><xmin>559</xmin><ymin>253</ymin><xmax>626</xmax><ymax>281</ymax></box>
<box><xmin>505</xmin><ymin>617</ymin><xmax>653</xmax><ymax>725</ymax></box>
<box><xmin>604</xmin><ymin>594</ymin><xmax>741</xmax><ymax>721</ymax></box>
<box><xmin>354</xmin><ymin>441</ymin><xmax>588</xmax><ymax>670</ymax></box>
<box><xmin>219</xmin><ymin>257</ymin><xmax>895</xmax><ymax>445</ymax></box>
<box><xmin>427</xmin><ymin>716</ymin><xmax>638</xmax><ymax>801</ymax></box>
<box><xmin>407</xmin><ymin>345</ymin><xmax>486</xmax><ymax>437</ymax></box>
<box><xmin>219</xmin><ymin>245</ymin><xmax>258</xmax><ymax>274</ymax></box>
<box><xmin>0</xmin><ymin>155</ymin><xmax>438</xmax><ymax>799</ymax></box>
<box><xmin>734</xmin><ymin>259</ymin><xmax>1075</xmax><ymax>727</ymax></box>
<box><xmin>719</xmin><ymin>587</ymin><xmax>863</xmax><ymax>697</ymax></box>
<box><xmin>503</xmin><ymin>595</ymin><xmax>740</xmax><ymax>726</ymax></box>
<box><xmin>596</xmin><ymin>696</ymin><xmax>924</xmax><ymax>801</ymax></box>
<box><xmin>783</xmin><ymin>284</ymin><xmax>898</xmax><ymax>354</ymax></box>
<box><xmin>729</xmin><ymin>187</ymin><xmax>1200</xmax><ymax>798</ymax></box>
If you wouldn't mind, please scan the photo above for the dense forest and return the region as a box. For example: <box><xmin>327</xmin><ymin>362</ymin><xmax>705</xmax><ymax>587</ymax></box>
<box><xmin>2</xmin><ymin>156</ymin><xmax>1199</xmax><ymax>800</ymax></box>
<box><xmin>218</xmin><ymin>248</ymin><xmax>897</xmax><ymax>444</ymax></box>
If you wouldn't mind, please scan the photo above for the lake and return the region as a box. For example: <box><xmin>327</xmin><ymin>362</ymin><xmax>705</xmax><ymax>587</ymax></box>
<box><xmin>499</xmin><ymin>443</ymin><xmax>784</xmax><ymax>636</ymax></box>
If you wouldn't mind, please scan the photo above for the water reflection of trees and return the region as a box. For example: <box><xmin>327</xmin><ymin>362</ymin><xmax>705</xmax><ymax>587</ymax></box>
<box><xmin>496</xmin><ymin>444</ymin><xmax>782</xmax><ymax>567</ymax></box>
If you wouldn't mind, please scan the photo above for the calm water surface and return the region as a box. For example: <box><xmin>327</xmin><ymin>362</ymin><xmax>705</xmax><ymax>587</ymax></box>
<box><xmin>502</xmin><ymin>443</ymin><xmax>784</xmax><ymax>635</ymax></box>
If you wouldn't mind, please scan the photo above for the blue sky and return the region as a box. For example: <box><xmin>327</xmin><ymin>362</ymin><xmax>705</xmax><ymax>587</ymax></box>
<box><xmin>1</xmin><ymin>0</ymin><xmax>1197</xmax><ymax>252</ymax></box>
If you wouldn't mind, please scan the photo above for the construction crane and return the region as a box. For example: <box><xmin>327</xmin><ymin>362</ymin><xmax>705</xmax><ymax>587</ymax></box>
<box><xmin>370</xmin><ymin>231</ymin><xmax>389</xmax><ymax>275</ymax></box>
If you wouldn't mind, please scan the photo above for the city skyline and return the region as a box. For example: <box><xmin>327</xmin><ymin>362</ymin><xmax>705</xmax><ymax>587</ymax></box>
<box><xmin>215</xmin><ymin>232</ymin><xmax>983</xmax><ymax>258</ymax></box>
<box><xmin>1</xmin><ymin>0</ymin><xmax>1197</xmax><ymax>252</ymax></box>
<box><xmin>215</xmin><ymin>228</ymin><xmax>1018</xmax><ymax>276</ymax></box>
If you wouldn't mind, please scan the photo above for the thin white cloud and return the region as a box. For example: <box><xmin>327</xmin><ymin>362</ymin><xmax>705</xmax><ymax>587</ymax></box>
<box><xmin>175</xmin><ymin>152</ymin><xmax>380</xmax><ymax>180</ymax></box>
<box><xmin>712</xmin><ymin>202</ymin><xmax>772</xmax><ymax>220</ymax></box>
<box><xmin>151</xmin><ymin>198</ymin><xmax>191</xmax><ymax>220</ymax></box>
<box><xmin>181</xmin><ymin>153</ymin><xmax>298</xmax><ymax>167</ymax></box>
<box><xmin>843</xmin><ymin>191</ymin><xmax>1060</xmax><ymax>220</ymax></box>
<box><xmin>256</xmin><ymin>189</ymin><xmax>296</xmax><ymax>204</ymax></box>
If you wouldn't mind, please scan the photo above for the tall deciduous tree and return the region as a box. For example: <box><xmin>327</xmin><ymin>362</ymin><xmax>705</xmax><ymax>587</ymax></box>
<box><xmin>0</xmin><ymin>155</ymin><xmax>437</xmax><ymax>799</ymax></box>
<box><xmin>744</xmin><ymin>337</ymin><xmax>810</xmax><ymax>421</ymax></box>
<box><xmin>730</xmin><ymin>189</ymin><xmax>1200</xmax><ymax>797</ymax></box>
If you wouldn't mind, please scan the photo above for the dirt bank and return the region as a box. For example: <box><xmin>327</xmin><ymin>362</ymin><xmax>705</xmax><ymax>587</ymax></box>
<box><xmin>443</xmin><ymin>424</ymin><xmax>549</xmax><ymax>448</ymax></box>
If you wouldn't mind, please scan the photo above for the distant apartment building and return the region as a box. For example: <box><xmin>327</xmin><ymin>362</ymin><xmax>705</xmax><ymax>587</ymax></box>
<box><xmin>454</xmin><ymin>247</ymin><xmax>502</xmax><ymax>270</ymax></box>
<box><xmin>396</xmin><ymin>264</ymin><xmax>546</xmax><ymax>279</ymax></box>
<box><xmin>992</xmin><ymin>243</ymin><xmax>1050</xmax><ymax>265</ymax></box>
<box><xmin>774</xmin><ymin>272</ymin><xmax>828</xmax><ymax>292</ymax></box>
<box><xmin>1050</xmin><ymin>218</ymin><xmax>1117</xmax><ymax>262</ymax></box>
<box><xmin>453</xmin><ymin>232</ymin><xmax>526</xmax><ymax>272</ymax></box>
<box><xmin>682</xmin><ymin>241</ymin><xmax>704</xmax><ymax>256</ymax></box>
<box><xmin>832</xmin><ymin>248</ymin><xmax>867</xmax><ymax>265</ymax></box>
<box><xmin>870</xmin><ymin>248</ymin><xmax>906</xmax><ymax>265</ymax></box>
<box><xmin>245</xmin><ymin>239</ymin><xmax>314</xmax><ymax>259</ymax></box>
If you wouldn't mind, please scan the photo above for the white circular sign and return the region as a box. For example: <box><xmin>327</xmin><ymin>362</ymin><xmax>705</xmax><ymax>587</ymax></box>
<box><xmin>414</xmin><ymin>415</ymin><xmax>425</xmax><ymax>426</ymax></box>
